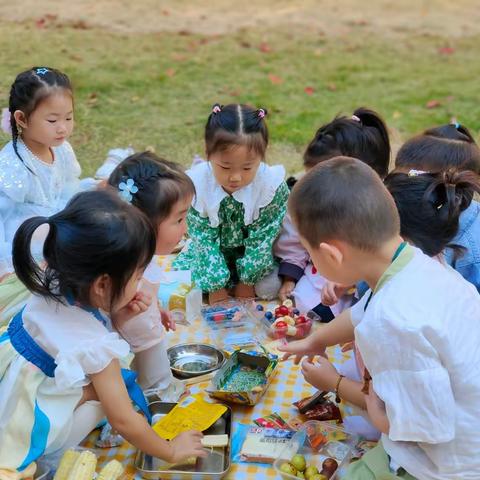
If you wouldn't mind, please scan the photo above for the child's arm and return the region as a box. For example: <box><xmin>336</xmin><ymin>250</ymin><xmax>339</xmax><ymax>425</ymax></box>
<box><xmin>280</xmin><ymin>307</ymin><xmax>355</xmax><ymax>363</ymax></box>
<box><xmin>365</xmin><ymin>384</ymin><xmax>390</xmax><ymax>434</ymax></box>
<box><xmin>300</xmin><ymin>356</ymin><xmax>367</xmax><ymax>409</ymax></box>
<box><xmin>237</xmin><ymin>182</ymin><xmax>289</xmax><ymax>286</ymax></box>
<box><xmin>274</xmin><ymin>213</ymin><xmax>311</xmax><ymax>300</ymax></box>
<box><xmin>173</xmin><ymin>208</ymin><xmax>230</xmax><ymax>293</ymax></box>
<box><xmin>91</xmin><ymin>359</ymin><xmax>207</xmax><ymax>463</ymax></box>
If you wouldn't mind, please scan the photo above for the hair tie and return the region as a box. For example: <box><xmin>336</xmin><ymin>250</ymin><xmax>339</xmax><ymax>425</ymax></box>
<box><xmin>212</xmin><ymin>104</ymin><xmax>222</xmax><ymax>114</ymax></box>
<box><xmin>118</xmin><ymin>178</ymin><xmax>138</xmax><ymax>203</ymax></box>
<box><xmin>35</xmin><ymin>67</ymin><xmax>49</xmax><ymax>76</ymax></box>
<box><xmin>408</xmin><ymin>169</ymin><xmax>429</xmax><ymax>177</ymax></box>
<box><xmin>258</xmin><ymin>108</ymin><xmax>266</xmax><ymax>119</ymax></box>
<box><xmin>351</xmin><ymin>114</ymin><xmax>361</xmax><ymax>122</ymax></box>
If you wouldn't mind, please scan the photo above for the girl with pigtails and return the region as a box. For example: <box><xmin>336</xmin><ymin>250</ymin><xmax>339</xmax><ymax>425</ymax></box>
<box><xmin>174</xmin><ymin>103</ymin><xmax>289</xmax><ymax>304</ymax></box>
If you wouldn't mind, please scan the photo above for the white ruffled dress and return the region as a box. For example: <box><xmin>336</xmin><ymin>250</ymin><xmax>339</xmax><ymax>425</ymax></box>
<box><xmin>0</xmin><ymin>294</ymin><xmax>129</xmax><ymax>470</ymax></box>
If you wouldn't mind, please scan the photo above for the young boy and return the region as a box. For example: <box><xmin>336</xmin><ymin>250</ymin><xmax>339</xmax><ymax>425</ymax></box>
<box><xmin>281</xmin><ymin>157</ymin><xmax>480</xmax><ymax>479</ymax></box>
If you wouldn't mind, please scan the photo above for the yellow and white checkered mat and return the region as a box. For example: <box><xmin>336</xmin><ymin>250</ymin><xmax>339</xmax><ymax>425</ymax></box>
<box><xmin>83</xmin><ymin>316</ymin><xmax>353</xmax><ymax>479</ymax></box>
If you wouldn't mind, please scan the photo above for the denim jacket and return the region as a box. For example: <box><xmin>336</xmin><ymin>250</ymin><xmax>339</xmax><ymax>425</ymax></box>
<box><xmin>445</xmin><ymin>200</ymin><xmax>480</xmax><ymax>293</ymax></box>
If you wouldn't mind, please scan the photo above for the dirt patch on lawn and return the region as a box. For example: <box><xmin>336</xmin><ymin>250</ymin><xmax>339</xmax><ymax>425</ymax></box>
<box><xmin>1</xmin><ymin>0</ymin><xmax>479</xmax><ymax>37</ymax></box>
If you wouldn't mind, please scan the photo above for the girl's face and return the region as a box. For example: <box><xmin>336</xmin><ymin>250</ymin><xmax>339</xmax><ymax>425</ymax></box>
<box><xmin>115</xmin><ymin>267</ymin><xmax>144</xmax><ymax>310</ymax></box>
<box><xmin>155</xmin><ymin>194</ymin><xmax>193</xmax><ymax>255</ymax></box>
<box><xmin>19</xmin><ymin>91</ymin><xmax>74</xmax><ymax>148</ymax></box>
<box><xmin>210</xmin><ymin>145</ymin><xmax>262</xmax><ymax>194</ymax></box>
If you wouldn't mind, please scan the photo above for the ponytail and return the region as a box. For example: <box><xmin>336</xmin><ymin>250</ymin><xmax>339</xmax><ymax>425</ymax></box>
<box><xmin>12</xmin><ymin>216</ymin><xmax>55</xmax><ymax>300</ymax></box>
<box><xmin>303</xmin><ymin>107</ymin><xmax>390</xmax><ymax>178</ymax></box>
<box><xmin>385</xmin><ymin>169</ymin><xmax>480</xmax><ymax>257</ymax></box>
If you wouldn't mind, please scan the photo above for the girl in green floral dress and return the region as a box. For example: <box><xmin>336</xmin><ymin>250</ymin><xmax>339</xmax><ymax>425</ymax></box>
<box><xmin>174</xmin><ymin>103</ymin><xmax>289</xmax><ymax>304</ymax></box>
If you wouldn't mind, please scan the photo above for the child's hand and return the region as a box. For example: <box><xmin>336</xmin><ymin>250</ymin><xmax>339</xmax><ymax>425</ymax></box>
<box><xmin>279</xmin><ymin>277</ymin><xmax>296</xmax><ymax>302</ymax></box>
<box><xmin>321</xmin><ymin>281</ymin><xmax>349</xmax><ymax>306</ymax></box>
<box><xmin>234</xmin><ymin>282</ymin><xmax>255</xmax><ymax>299</ymax></box>
<box><xmin>279</xmin><ymin>336</ymin><xmax>322</xmax><ymax>364</ymax></box>
<box><xmin>112</xmin><ymin>291</ymin><xmax>152</xmax><ymax>330</ymax></box>
<box><xmin>160</xmin><ymin>307</ymin><xmax>176</xmax><ymax>332</ymax></box>
<box><xmin>168</xmin><ymin>430</ymin><xmax>207</xmax><ymax>464</ymax></box>
<box><xmin>209</xmin><ymin>288</ymin><xmax>229</xmax><ymax>304</ymax></box>
<box><xmin>301</xmin><ymin>356</ymin><xmax>339</xmax><ymax>392</ymax></box>
<box><xmin>341</xmin><ymin>341</ymin><xmax>354</xmax><ymax>352</ymax></box>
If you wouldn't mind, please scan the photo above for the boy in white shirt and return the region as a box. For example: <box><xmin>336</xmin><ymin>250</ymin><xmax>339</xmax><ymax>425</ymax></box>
<box><xmin>281</xmin><ymin>156</ymin><xmax>480</xmax><ymax>479</ymax></box>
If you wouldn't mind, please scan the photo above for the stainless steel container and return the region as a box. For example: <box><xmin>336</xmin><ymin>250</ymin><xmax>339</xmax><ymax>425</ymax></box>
<box><xmin>135</xmin><ymin>401</ymin><xmax>232</xmax><ymax>479</ymax></box>
<box><xmin>167</xmin><ymin>343</ymin><xmax>225</xmax><ymax>379</ymax></box>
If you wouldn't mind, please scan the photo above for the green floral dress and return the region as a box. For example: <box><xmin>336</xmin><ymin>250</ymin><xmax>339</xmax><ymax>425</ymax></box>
<box><xmin>174</xmin><ymin>162</ymin><xmax>289</xmax><ymax>292</ymax></box>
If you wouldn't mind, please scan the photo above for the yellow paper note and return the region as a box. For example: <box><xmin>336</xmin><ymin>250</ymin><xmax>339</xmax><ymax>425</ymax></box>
<box><xmin>153</xmin><ymin>394</ymin><xmax>227</xmax><ymax>440</ymax></box>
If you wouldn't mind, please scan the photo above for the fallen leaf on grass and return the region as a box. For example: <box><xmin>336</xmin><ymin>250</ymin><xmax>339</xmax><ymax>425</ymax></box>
<box><xmin>438</xmin><ymin>46</ymin><xmax>455</xmax><ymax>55</ymax></box>
<box><xmin>259</xmin><ymin>42</ymin><xmax>272</xmax><ymax>53</ymax></box>
<box><xmin>165</xmin><ymin>68</ymin><xmax>176</xmax><ymax>77</ymax></box>
<box><xmin>268</xmin><ymin>74</ymin><xmax>283</xmax><ymax>85</ymax></box>
<box><xmin>326</xmin><ymin>83</ymin><xmax>337</xmax><ymax>92</ymax></box>
<box><xmin>426</xmin><ymin>99</ymin><xmax>442</xmax><ymax>109</ymax></box>
<box><xmin>304</xmin><ymin>86</ymin><xmax>315</xmax><ymax>95</ymax></box>
<box><xmin>87</xmin><ymin>92</ymin><xmax>98</xmax><ymax>106</ymax></box>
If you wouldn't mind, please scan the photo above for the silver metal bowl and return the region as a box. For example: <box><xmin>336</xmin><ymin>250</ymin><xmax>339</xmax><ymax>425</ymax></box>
<box><xmin>167</xmin><ymin>343</ymin><xmax>225</xmax><ymax>378</ymax></box>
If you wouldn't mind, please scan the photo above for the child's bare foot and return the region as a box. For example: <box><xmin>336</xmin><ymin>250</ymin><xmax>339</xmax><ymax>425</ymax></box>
<box><xmin>234</xmin><ymin>282</ymin><xmax>255</xmax><ymax>299</ymax></box>
<box><xmin>209</xmin><ymin>288</ymin><xmax>229</xmax><ymax>304</ymax></box>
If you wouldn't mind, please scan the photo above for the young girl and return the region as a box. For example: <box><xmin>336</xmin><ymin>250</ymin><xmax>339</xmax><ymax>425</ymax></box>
<box><xmin>395</xmin><ymin>122</ymin><xmax>480</xmax><ymax>292</ymax></box>
<box><xmin>107</xmin><ymin>151</ymin><xmax>195</xmax><ymax>397</ymax></box>
<box><xmin>0</xmin><ymin>67</ymin><xmax>81</xmax><ymax>279</ymax></box>
<box><xmin>0</xmin><ymin>189</ymin><xmax>205</xmax><ymax>470</ymax></box>
<box><xmin>174</xmin><ymin>103</ymin><xmax>289</xmax><ymax>304</ymax></box>
<box><xmin>274</xmin><ymin>108</ymin><xmax>390</xmax><ymax>316</ymax></box>
<box><xmin>288</xmin><ymin>168</ymin><xmax>480</xmax><ymax>441</ymax></box>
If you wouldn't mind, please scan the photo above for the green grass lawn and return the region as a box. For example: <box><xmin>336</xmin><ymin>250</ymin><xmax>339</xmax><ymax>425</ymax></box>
<box><xmin>1</xmin><ymin>22</ymin><xmax>479</xmax><ymax>175</ymax></box>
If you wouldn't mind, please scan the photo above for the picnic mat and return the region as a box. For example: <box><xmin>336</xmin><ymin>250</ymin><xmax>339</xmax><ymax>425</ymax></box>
<box><xmin>82</xmin><ymin>311</ymin><xmax>354</xmax><ymax>479</ymax></box>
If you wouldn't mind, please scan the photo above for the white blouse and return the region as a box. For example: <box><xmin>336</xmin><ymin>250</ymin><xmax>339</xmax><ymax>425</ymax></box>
<box><xmin>0</xmin><ymin>139</ymin><xmax>81</xmax><ymax>276</ymax></box>
<box><xmin>187</xmin><ymin>161</ymin><xmax>285</xmax><ymax>228</ymax></box>
<box><xmin>23</xmin><ymin>294</ymin><xmax>129</xmax><ymax>391</ymax></box>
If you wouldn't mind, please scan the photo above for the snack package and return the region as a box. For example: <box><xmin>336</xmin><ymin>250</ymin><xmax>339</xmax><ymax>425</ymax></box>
<box><xmin>240</xmin><ymin>427</ymin><xmax>295</xmax><ymax>463</ymax></box>
<box><xmin>254</xmin><ymin>412</ymin><xmax>290</xmax><ymax>429</ymax></box>
<box><xmin>303</xmin><ymin>401</ymin><xmax>342</xmax><ymax>423</ymax></box>
<box><xmin>293</xmin><ymin>390</ymin><xmax>328</xmax><ymax>414</ymax></box>
<box><xmin>153</xmin><ymin>394</ymin><xmax>227</xmax><ymax>440</ymax></box>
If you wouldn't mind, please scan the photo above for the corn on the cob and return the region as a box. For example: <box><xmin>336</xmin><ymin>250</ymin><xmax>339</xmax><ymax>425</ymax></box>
<box><xmin>54</xmin><ymin>450</ymin><xmax>80</xmax><ymax>480</ymax></box>
<box><xmin>96</xmin><ymin>460</ymin><xmax>124</xmax><ymax>480</ymax></box>
<box><xmin>66</xmin><ymin>451</ymin><xmax>97</xmax><ymax>480</ymax></box>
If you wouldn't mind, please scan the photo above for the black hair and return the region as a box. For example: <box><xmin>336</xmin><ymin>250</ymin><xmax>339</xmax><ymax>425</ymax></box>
<box><xmin>384</xmin><ymin>169</ymin><xmax>480</xmax><ymax>257</ymax></box>
<box><xmin>107</xmin><ymin>151</ymin><xmax>195</xmax><ymax>225</ymax></box>
<box><xmin>205</xmin><ymin>103</ymin><xmax>269</xmax><ymax>158</ymax></box>
<box><xmin>7</xmin><ymin>67</ymin><xmax>73</xmax><ymax>170</ymax></box>
<box><xmin>12</xmin><ymin>189</ymin><xmax>156</xmax><ymax>309</ymax></box>
<box><xmin>395</xmin><ymin>123</ymin><xmax>480</xmax><ymax>174</ymax></box>
<box><xmin>303</xmin><ymin>107</ymin><xmax>390</xmax><ymax>178</ymax></box>
<box><xmin>290</xmin><ymin>156</ymin><xmax>400</xmax><ymax>251</ymax></box>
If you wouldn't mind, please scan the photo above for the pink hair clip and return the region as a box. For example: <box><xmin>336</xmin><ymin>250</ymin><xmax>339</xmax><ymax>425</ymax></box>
<box><xmin>212</xmin><ymin>105</ymin><xmax>222</xmax><ymax>114</ymax></box>
<box><xmin>258</xmin><ymin>108</ymin><xmax>266</xmax><ymax>119</ymax></box>
<box><xmin>351</xmin><ymin>115</ymin><xmax>361</xmax><ymax>122</ymax></box>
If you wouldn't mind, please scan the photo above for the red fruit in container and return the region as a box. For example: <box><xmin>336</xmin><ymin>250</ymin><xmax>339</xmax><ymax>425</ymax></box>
<box><xmin>275</xmin><ymin>321</ymin><xmax>287</xmax><ymax>329</ymax></box>
<box><xmin>272</xmin><ymin>320</ymin><xmax>288</xmax><ymax>339</ymax></box>
<box><xmin>274</xmin><ymin>307</ymin><xmax>283</xmax><ymax>318</ymax></box>
<box><xmin>278</xmin><ymin>305</ymin><xmax>290</xmax><ymax>316</ymax></box>
<box><xmin>295</xmin><ymin>315</ymin><xmax>308</xmax><ymax>325</ymax></box>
